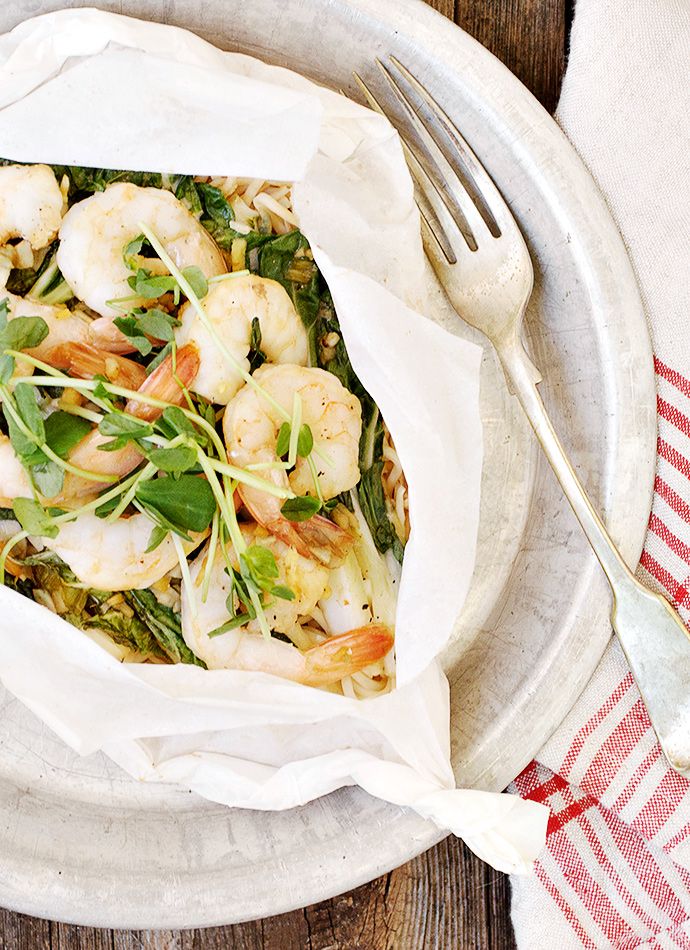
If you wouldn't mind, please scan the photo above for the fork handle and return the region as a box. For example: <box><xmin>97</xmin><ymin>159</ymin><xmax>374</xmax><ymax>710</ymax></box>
<box><xmin>500</xmin><ymin>342</ymin><xmax>690</xmax><ymax>776</ymax></box>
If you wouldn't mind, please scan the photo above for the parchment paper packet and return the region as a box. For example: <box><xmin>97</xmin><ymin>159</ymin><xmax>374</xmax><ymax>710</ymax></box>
<box><xmin>0</xmin><ymin>8</ymin><xmax>548</xmax><ymax>872</ymax></box>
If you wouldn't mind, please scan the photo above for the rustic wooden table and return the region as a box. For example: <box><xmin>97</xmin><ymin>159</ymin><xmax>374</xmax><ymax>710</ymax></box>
<box><xmin>0</xmin><ymin>1</ymin><xmax>569</xmax><ymax>946</ymax></box>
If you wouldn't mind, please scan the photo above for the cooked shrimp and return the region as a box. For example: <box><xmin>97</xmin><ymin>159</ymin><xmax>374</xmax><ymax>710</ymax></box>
<box><xmin>176</xmin><ymin>274</ymin><xmax>308</xmax><ymax>404</ymax></box>
<box><xmin>57</xmin><ymin>343</ymin><xmax>200</xmax><ymax>503</ymax></box>
<box><xmin>181</xmin><ymin>528</ymin><xmax>392</xmax><ymax>684</ymax></box>
<box><xmin>43</xmin><ymin>512</ymin><xmax>204</xmax><ymax>590</ymax></box>
<box><xmin>223</xmin><ymin>364</ymin><xmax>361</xmax><ymax>563</ymax></box>
<box><xmin>0</xmin><ymin>434</ymin><xmax>32</xmax><ymax>507</ymax></box>
<box><xmin>0</xmin><ymin>164</ymin><xmax>63</xmax><ymax>250</ymax></box>
<box><xmin>57</xmin><ymin>183</ymin><xmax>226</xmax><ymax>318</ymax></box>
<box><xmin>190</xmin><ymin>622</ymin><xmax>393</xmax><ymax>687</ymax></box>
<box><xmin>181</xmin><ymin>524</ymin><xmax>330</xmax><ymax>669</ymax></box>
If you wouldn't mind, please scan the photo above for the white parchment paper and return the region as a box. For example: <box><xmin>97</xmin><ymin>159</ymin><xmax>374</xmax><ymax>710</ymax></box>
<box><xmin>0</xmin><ymin>8</ymin><xmax>548</xmax><ymax>872</ymax></box>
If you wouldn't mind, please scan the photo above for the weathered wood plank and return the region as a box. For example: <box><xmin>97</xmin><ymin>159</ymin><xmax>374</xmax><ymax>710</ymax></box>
<box><xmin>456</xmin><ymin>0</ymin><xmax>566</xmax><ymax>111</ymax></box>
<box><xmin>0</xmin><ymin>908</ymin><xmax>51</xmax><ymax>950</ymax></box>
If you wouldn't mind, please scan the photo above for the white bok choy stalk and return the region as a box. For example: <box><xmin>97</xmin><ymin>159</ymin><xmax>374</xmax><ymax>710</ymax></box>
<box><xmin>318</xmin><ymin>491</ymin><xmax>399</xmax><ymax>636</ymax></box>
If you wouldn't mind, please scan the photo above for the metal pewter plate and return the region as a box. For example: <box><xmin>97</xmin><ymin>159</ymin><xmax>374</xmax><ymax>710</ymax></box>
<box><xmin>0</xmin><ymin>0</ymin><xmax>655</xmax><ymax>929</ymax></box>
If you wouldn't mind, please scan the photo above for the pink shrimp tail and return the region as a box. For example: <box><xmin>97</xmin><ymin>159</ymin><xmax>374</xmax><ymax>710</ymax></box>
<box><xmin>43</xmin><ymin>342</ymin><xmax>147</xmax><ymax>390</ymax></box>
<box><xmin>302</xmin><ymin>624</ymin><xmax>394</xmax><ymax>686</ymax></box>
<box><xmin>125</xmin><ymin>343</ymin><xmax>200</xmax><ymax>421</ymax></box>
<box><xmin>265</xmin><ymin>513</ymin><xmax>353</xmax><ymax>568</ymax></box>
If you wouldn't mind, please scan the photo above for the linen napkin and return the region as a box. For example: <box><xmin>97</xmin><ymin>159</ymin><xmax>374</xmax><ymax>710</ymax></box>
<box><xmin>509</xmin><ymin>0</ymin><xmax>690</xmax><ymax>945</ymax></box>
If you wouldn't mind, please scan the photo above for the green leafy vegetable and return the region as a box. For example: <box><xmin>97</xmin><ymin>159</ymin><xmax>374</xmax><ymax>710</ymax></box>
<box><xmin>112</xmin><ymin>315</ymin><xmax>153</xmax><ymax>355</ymax></box>
<box><xmin>248</xmin><ymin>316</ymin><xmax>266</xmax><ymax>373</ymax></box>
<box><xmin>98</xmin><ymin>412</ymin><xmax>154</xmax><ymax>451</ymax></box>
<box><xmin>181</xmin><ymin>265</ymin><xmax>208</xmax><ymax>300</ymax></box>
<box><xmin>52</xmin><ymin>165</ymin><xmax>163</xmax><ymax>198</ymax></box>
<box><xmin>280</xmin><ymin>495</ymin><xmax>321</xmax><ymax>522</ymax></box>
<box><xmin>124</xmin><ymin>588</ymin><xmax>205</xmax><ymax>666</ymax></box>
<box><xmin>43</xmin><ymin>411</ymin><xmax>92</xmax><ymax>458</ymax></box>
<box><xmin>174</xmin><ymin>176</ymin><xmax>203</xmax><ymax>216</ymax></box>
<box><xmin>127</xmin><ymin>268</ymin><xmax>178</xmax><ymax>300</ymax></box>
<box><xmin>197</xmin><ymin>183</ymin><xmax>235</xmax><ymax>228</ymax></box>
<box><xmin>135</xmin><ymin>474</ymin><xmax>216</xmax><ymax>533</ymax></box>
<box><xmin>0</xmin><ymin>311</ymin><xmax>50</xmax><ymax>383</ymax></box>
<box><xmin>146</xmin><ymin>444</ymin><xmax>198</xmax><ymax>474</ymax></box>
<box><xmin>12</xmin><ymin>498</ymin><xmax>58</xmax><ymax>538</ymax></box>
<box><xmin>257</xmin><ymin>231</ymin><xmax>321</xmax><ymax>362</ymax></box>
<box><xmin>358</xmin><ymin>462</ymin><xmax>405</xmax><ymax>563</ymax></box>
<box><xmin>145</xmin><ymin>524</ymin><xmax>169</xmax><ymax>553</ymax></box>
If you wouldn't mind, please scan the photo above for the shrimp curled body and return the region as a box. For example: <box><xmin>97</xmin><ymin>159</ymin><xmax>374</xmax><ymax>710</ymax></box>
<box><xmin>0</xmin><ymin>164</ymin><xmax>63</xmax><ymax>250</ymax></box>
<box><xmin>176</xmin><ymin>273</ymin><xmax>309</xmax><ymax>404</ymax></box>
<box><xmin>223</xmin><ymin>364</ymin><xmax>362</xmax><ymax>563</ymax></box>
<box><xmin>57</xmin><ymin>183</ymin><xmax>226</xmax><ymax>319</ymax></box>
<box><xmin>181</xmin><ymin>525</ymin><xmax>392</xmax><ymax>685</ymax></box>
<box><xmin>43</xmin><ymin>512</ymin><xmax>204</xmax><ymax>591</ymax></box>
<box><xmin>182</xmin><ymin>524</ymin><xmax>330</xmax><ymax>669</ymax></box>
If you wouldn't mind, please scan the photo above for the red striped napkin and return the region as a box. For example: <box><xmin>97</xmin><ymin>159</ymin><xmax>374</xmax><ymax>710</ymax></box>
<box><xmin>509</xmin><ymin>0</ymin><xmax>690</xmax><ymax>945</ymax></box>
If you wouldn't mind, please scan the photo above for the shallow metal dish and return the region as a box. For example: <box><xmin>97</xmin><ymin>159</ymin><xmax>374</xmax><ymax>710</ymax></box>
<box><xmin>0</xmin><ymin>0</ymin><xmax>655</xmax><ymax>928</ymax></box>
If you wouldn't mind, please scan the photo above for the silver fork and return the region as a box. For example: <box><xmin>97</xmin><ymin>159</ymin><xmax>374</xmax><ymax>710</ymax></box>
<box><xmin>354</xmin><ymin>59</ymin><xmax>690</xmax><ymax>777</ymax></box>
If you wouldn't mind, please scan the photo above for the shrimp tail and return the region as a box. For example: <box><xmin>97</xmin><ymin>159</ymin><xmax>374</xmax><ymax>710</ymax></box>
<box><xmin>125</xmin><ymin>343</ymin><xmax>200</xmax><ymax>421</ymax></box>
<box><xmin>43</xmin><ymin>342</ymin><xmax>147</xmax><ymax>390</ymax></box>
<box><xmin>264</xmin><ymin>512</ymin><xmax>353</xmax><ymax>568</ymax></box>
<box><xmin>302</xmin><ymin>624</ymin><xmax>394</xmax><ymax>686</ymax></box>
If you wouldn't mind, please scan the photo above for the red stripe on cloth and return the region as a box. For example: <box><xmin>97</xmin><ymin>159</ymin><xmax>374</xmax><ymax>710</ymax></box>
<box><xmin>655</xmin><ymin>475</ymin><xmax>690</xmax><ymax>525</ymax></box>
<box><xmin>511</xmin><ymin>759</ymin><xmax>544</xmax><ymax>798</ymax></box>
<box><xmin>559</xmin><ymin>674</ymin><xmax>635</xmax><ymax>775</ymax></box>
<box><xmin>648</xmin><ymin>512</ymin><xmax>690</xmax><ymax>565</ymax></box>
<box><xmin>639</xmin><ymin>550</ymin><xmax>690</xmax><ymax>608</ymax></box>
<box><xmin>534</xmin><ymin>862</ymin><xmax>599</xmax><ymax>949</ymax></box>
<box><xmin>522</xmin><ymin>770</ymin><xmax>570</xmax><ymax>806</ymax></box>
<box><xmin>580</xmin><ymin>699</ymin><xmax>652</xmax><ymax>795</ymax></box>
<box><xmin>579</xmin><ymin>810</ymin><xmax>661</xmax><ymax>935</ymax></box>
<box><xmin>666</xmin><ymin>817</ymin><xmax>690</xmax><ymax>855</ymax></box>
<box><xmin>650</xmin><ymin>920</ymin><xmax>690</xmax><ymax>950</ymax></box>
<box><xmin>518</xmin><ymin>769</ymin><xmax>600</xmax><ymax>836</ymax></box>
<box><xmin>548</xmin><ymin>796</ymin><xmax>597</xmax><ymax>835</ymax></box>
<box><xmin>633</xmin><ymin>770</ymin><xmax>690</xmax><ymax>843</ymax></box>
<box><xmin>655</xmin><ymin>356</ymin><xmax>690</xmax><ymax>398</ymax></box>
<box><xmin>545</xmin><ymin>825</ymin><xmax>631</xmax><ymax>944</ymax></box>
<box><xmin>658</xmin><ymin>438</ymin><xmax>690</xmax><ymax>477</ymax></box>
<box><xmin>613</xmin><ymin>746</ymin><xmax>663</xmax><ymax>813</ymax></box>
<box><xmin>598</xmin><ymin>805</ymin><xmax>690</xmax><ymax>926</ymax></box>
<box><xmin>658</xmin><ymin>397</ymin><xmax>690</xmax><ymax>439</ymax></box>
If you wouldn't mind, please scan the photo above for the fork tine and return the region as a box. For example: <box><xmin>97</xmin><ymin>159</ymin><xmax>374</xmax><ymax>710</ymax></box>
<box><xmin>388</xmin><ymin>56</ymin><xmax>514</xmax><ymax>234</ymax></box>
<box><xmin>353</xmin><ymin>71</ymin><xmax>463</xmax><ymax>262</ymax></box>
<box><xmin>417</xmin><ymin>202</ymin><xmax>458</xmax><ymax>279</ymax></box>
<box><xmin>374</xmin><ymin>58</ymin><xmax>494</xmax><ymax>246</ymax></box>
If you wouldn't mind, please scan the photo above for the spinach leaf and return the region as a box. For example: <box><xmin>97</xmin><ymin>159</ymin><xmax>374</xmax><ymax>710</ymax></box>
<box><xmin>197</xmin><ymin>183</ymin><xmax>234</xmax><ymax>228</ymax></box>
<box><xmin>357</xmin><ymin>462</ymin><xmax>405</xmax><ymax>563</ymax></box>
<box><xmin>248</xmin><ymin>316</ymin><xmax>266</xmax><ymax>373</ymax></box>
<box><xmin>53</xmin><ymin>165</ymin><xmax>163</xmax><ymax>199</ymax></box>
<box><xmin>85</xmin><ymin>607</ymin><xmax>170</xmax><ymax>663</ymax></box>
<box><xmin>124</xmin><ymin>589</ymin><xmax>205</xmax><ymax>666</ymax></box>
